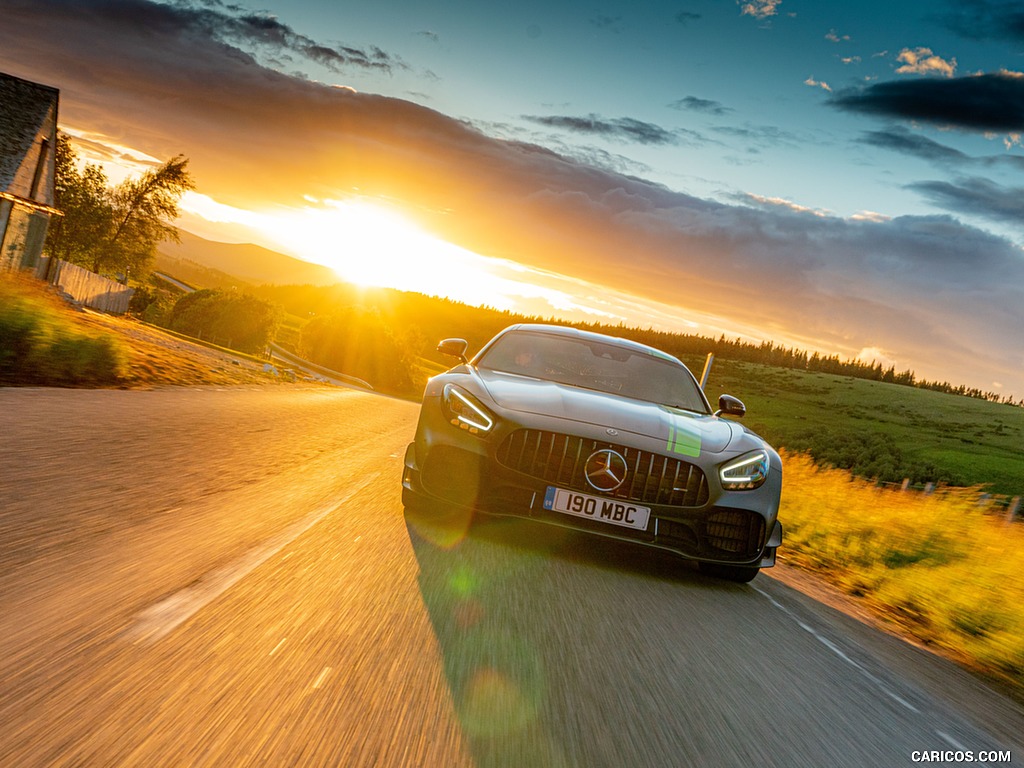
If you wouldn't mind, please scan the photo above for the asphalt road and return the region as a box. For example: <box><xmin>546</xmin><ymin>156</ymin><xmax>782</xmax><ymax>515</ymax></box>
<box><xmin>1</xmin><ymin>387</ymin><xmax>1021</xmax><ymax>767</ymax></box>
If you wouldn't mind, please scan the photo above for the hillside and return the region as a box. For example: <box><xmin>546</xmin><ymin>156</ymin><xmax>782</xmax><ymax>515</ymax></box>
<box><xmin>148</xmin><ymin>247</ymin><xmax>1023</xmax><ymax>499</ymax></box>
<box><xmin>157</xmin><ymin>229</ymin><xmax>339</xmax><ymax>286</ymax></box>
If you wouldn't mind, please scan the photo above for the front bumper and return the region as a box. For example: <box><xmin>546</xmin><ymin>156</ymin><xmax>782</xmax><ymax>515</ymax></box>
<box><xmin>402</xmin><ymin>420</ymin><xmax>783</xmax><ymax>569</ymax></box>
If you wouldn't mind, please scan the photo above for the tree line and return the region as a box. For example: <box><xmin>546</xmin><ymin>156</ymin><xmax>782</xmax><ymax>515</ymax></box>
<box><xmin>588</xmin><ymin>329</ymin><xmax>1020</xmax><ymax>407</ymax></box>
<box><xmin>251</xmin><ymin>284</ymin><xmax>1021</xmax><ymax>407</ymax></box>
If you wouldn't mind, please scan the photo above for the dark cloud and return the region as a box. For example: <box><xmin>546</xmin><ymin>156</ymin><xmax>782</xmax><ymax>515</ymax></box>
<box><xmin>101</xmin><ymin>0</ymin><xmax>401</xmax><ymax>73</ymax></box>
<box><xmin>831</xmin><ymin>73</ymin><xmax>1024</xmax><ymax>132</ymax></box>
<box><xmin>674</xmin><ymin>11</ymin><xmax>702</xmax><ymax>25</ymax></box>
<box><xmin>668</xmin><ymin>96</ymin><xmax>730</xmax><ymax>116</ymax></box>
<box><xmin>908</xmin><ymin>177</ymin><xmax>1024</xmax><ymax>227</ymax></box>
<box><xmin>858</xmin><ymin>127</ymin><xmax>969</xmax><ymax>164</ymax></box>
<box><xmin>523</xmin><ymin>114</ymin><xmax>682</xmax><ymax>146</ymax></box>
<box><xmin>939</xmin><ymin>0</ymin><xmax>1024</xmax><ymax>41</ymax></box>
<box><xmin>713</xmin><ymin>123</ymin><xmax>801</xmax><ymax>150</ymax></box>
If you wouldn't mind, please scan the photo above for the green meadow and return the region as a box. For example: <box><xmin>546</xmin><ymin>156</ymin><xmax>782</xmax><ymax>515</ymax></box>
<box><xmin>704</xmin><ymin>359</ymin><xmax>1023</xmax><ymax>499</ymax></box>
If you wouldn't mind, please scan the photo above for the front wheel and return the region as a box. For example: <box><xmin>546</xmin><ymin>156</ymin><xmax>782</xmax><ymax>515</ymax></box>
<box><xmin>698</xmin><ymin>562</ymin><xmax>760</xmax><ymax>583</ymax></box>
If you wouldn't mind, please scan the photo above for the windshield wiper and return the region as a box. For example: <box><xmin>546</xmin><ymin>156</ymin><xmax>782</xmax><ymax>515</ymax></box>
<box><xmin>664</xmin><ymin>404</ymin><xmax>707</xmax><ymax>414</ymax></box>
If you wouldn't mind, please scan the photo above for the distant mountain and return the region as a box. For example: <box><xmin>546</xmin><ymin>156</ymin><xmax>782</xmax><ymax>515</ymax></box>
<box><xmin>156</xmin><ymin>229</ymin><xmax>340</xmax><ymax>286</ymax></box>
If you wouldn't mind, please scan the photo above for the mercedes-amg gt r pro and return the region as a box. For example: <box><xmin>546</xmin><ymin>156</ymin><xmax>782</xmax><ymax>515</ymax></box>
<box><xmin>402</xmin><ymin>324</ymin><xmax>782</xmax><ymax>582</ymax></box>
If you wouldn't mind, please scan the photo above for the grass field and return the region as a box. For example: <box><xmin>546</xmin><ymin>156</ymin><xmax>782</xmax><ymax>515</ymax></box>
<box><xmin>781</xmin><ymin>452</ymin><xmax>1024</xmax><ymax>697</ymax></box>
<box><xmin>701</xmin><ymin>359</ymin><xmax>1024</xmax><ymax>499</ymax></box>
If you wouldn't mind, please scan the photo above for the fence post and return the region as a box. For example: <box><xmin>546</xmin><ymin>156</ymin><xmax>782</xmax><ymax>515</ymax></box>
<box><xmin>700</xmin><ymin>353</ymin><xmax>714</xmax><ymax>391</ymax></box>
<box><xmin>1007</xmin><ymin>497</ymin><xmax>1021</xmax><ymax>525</ymax></box>
<box><xmin>901</xmin><ymin>478</ymin><xmax>910</xmax><ymax>491</ymax></box>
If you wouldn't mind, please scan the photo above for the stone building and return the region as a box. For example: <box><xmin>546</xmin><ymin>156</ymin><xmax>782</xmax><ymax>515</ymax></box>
<box><xmin>0</xmin><ymin>71</ymin><xmax>60</xmax><ymax>275</ymax></box>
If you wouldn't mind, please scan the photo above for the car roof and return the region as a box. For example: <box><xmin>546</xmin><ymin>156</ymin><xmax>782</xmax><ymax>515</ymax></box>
<box><xmin>498</xmin><ymin>323</ymin><xmax>682</xmax><ymax>363</ymax></box>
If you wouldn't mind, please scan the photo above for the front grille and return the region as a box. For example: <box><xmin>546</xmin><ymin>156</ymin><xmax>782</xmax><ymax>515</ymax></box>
<box><xmin>496</xmin><ymin>429</ymin><xmax>709</xmax><ymax>508</ymax></box>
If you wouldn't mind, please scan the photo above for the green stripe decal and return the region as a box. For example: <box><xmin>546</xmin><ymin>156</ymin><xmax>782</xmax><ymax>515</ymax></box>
<box><xmin>666</xmin><ymin>419</ymin><xmax>702</xmax><ymax>458</ymax></box>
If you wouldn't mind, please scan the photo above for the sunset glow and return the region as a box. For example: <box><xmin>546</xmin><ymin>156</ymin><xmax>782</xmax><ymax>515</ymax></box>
<box><xmin>262</xmin><ymin>199</ymin><xmax>490</xmax><ymax>291</ymax></box>
<box><xmin>175</xmin><ymin>189</ymin><xmax>900</xmax><ymax>356</ymax></box>
<box><xmin>8</xmin><ymin>0</ymin><xmax>1023</xmax><ymax>394</ymax></box>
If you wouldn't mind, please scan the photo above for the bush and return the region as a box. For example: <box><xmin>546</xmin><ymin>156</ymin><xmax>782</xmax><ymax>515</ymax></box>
<box><xmin>129</xmin><ymin>284</ymin><xmax>176</xmax><ymax>325</ymax></box>
<box><xmin>780</xmin><ymin>450</ymin><xmax>1024</xmax><ymax>693</ymax></box>
<box><xmin>0</xmin><ymin>277</ymin><xmax>128</xmax><ymax>386</ymax></box>
<box><xmin>298</xmin><ymin>305</ymin><xmax>414</xmax><ymax>393</ymax></box>
<box><xmin>167</xmin><ymin>288</ymin><xmax>281</xmax><ymax>354</ymax></box>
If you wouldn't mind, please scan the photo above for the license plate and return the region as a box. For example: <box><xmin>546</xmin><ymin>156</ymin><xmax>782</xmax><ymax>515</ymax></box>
<box><xmin>543</xmin><ymin>487</ymin><xmax>650</xmax><ymax>531</ymax></box>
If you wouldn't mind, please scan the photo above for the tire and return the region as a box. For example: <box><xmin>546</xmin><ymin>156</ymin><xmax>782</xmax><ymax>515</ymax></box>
<box><xmin>698</xmin><ymin>562</ymin><xmax>760</xmax><ymax>583</ymax></box>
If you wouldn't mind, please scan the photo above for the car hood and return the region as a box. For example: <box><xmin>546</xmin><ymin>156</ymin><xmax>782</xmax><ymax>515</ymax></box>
<box><xmin>476</xmin><ymin>369</ymin><xmax>738</xmax><ymax>454</ymax></box>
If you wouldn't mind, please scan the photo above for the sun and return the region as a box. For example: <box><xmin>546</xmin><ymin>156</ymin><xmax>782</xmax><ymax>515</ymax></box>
<box><xmin>257</xmin><ymin>198</ymin><xmax>520</xmax><ymax>303</ymax></box>
<box><xmin>180</xmin><ymin>193</ymin><xmax>628</xmax><ymax>323</ymax></box>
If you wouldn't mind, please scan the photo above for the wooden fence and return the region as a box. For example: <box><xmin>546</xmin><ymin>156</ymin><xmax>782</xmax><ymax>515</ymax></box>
<box><xmin>48</xmin><ymin>259</ymin><xmax>134</xmax><ymax>315</ymax></box>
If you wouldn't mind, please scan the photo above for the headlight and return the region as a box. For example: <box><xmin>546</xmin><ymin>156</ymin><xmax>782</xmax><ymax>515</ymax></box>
<box><xmin>441</xmin><ymin>384</ymin><xmax>495</xmax><ymax>434</ymax></box>
<box><xmin>719</xmin><ymin>450</ymin><xmax>769</xmax><ymax>490</ymax></box>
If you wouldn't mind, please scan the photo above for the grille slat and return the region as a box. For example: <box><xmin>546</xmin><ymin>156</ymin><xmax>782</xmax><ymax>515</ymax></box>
<box><xmin>498</xmin><ymin>429</ymin><xmax>709</xmax><ymax>508</ymax></box>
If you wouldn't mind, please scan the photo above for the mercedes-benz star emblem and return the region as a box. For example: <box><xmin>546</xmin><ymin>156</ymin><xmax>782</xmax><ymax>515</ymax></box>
<box><xmin>584</xmin><ymin>449</ymin><xmax>628</xmax><ymax>492</ymax></box>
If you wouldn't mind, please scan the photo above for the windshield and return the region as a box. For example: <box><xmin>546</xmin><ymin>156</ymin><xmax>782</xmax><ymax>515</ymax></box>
<box><xmin>476</xmin><ymin>331</ymin><xmax>710</xmax><ymax>413</ymax></box>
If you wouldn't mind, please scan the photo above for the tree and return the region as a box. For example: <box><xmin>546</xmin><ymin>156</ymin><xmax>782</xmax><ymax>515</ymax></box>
<box><xmin>299</xmin><ymin>306</ymin><xmax>414</xmax><ymax>392</ymax></box>
<box><xmin>45</xmin><ymin>134</ymin><xmax>113</xmax><ymax>265</ymax></box>
<box><xmin>101</xmin><ymin>155</ymin><xmax>194</xmax><ymax>280</ymax></box>
<box><xmin>168</xmin><ymin>289</ymin><xmax>282</xmax><ymax>354</ymax></box>
<box><xmin>44</xmin><ymin>133</ymin><xmax>195</xmax><ymax>280</ymax></box>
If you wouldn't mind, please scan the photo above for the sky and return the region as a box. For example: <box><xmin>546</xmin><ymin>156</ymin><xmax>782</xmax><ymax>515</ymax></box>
<box><xmin>2</xmin><ymin>0</ymin><xmax>1023</xmax><ymax>396</ymax></box>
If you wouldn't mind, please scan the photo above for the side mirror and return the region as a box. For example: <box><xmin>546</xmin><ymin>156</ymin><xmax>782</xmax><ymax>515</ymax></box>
<box><xmin>437</xmin><ymin>338</ymin><xmax>468</xmax><ymax>363</ymax></box>
<box><xmin>716</xmin><ymin>394</ymin><xmax>746</xmax><ymax>418</ymax></box>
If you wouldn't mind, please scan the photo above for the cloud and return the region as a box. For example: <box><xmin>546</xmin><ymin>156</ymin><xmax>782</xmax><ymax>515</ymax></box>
<box><xmin>857</xmin><ymin>346</ymin><xmax>897</xmax><ymax>368</ymax></box>
<box><xmin>940</xmin><ymin>0</ymin><xmax>1024</xmax><ymax>42</ymax></box>
<box><xmin>522</xmin><ymin>114</ymin><xmax>683</xmax><ymax>146</ymax></box>
<box><xmin>140</xmin><ymin>0</ymin><xmax>402</xmax><ymax>73</ymax></box>
<box><xmin>712</xmin><ymin>123</ymin><xmax>801</xmax><ymax>150</ymax></box>
<box><xmin>895</xmin><ymin>47</ymin><xmax>956</xmax><ymax>77</ymax></box>
<box><xmin>858</xmin><ymin>127</ymin><xmax>970</xmax><ymax>164</ymax></box>
<box><xmin>674</xmin><ymin>11</ymin><xmax>702</xmax><ymax>25</ymax></box>
<box><xmin>2</xmin><ymin>0</ymin><xmax>1021</xmax><ymax>393</ymax></box>
<box><xmin>589</xmin><ymin>15</ymin><xmax>624</xmax><ymax>33</ymax></box>
<box><xmin>825</xmin><ymin>29</ymin><xmax>850</xmax><ymax>43</ymax></box>
<box><xmin>831</xmin><ymin>72</ymin><xmax>1024</xmax><ymax>132</ymax></box>
<box><xmin>668</xmin><ymin>96</ymin><xmax>731</xmax><ymax>116</ymax></box>
<box><xmin>740</xmin><ymin>194</ymin><xmax>829</xmax><ymax>217</ymax></box>
<box><xmin>907</xmin><ymin>176</ymin><xmax>1024</xmax><ymax>228</ymax></box>
<box><xmin>850</xmin><ymin>211</ymin><xmax>891</xmax><ymax>223</ymax></box>
<box><xmin>740</xmin><ymin>1</ymin><xmax>781</xmax><ymax>19</ymax></box>
<box><xmin>804</xmin><ymin>77</ymin><xmax>832</xmax><ymax>92</ymax></box>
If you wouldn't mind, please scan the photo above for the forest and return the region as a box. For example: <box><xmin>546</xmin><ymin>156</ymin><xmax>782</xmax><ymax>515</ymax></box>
<box><xmin>247</xmin><ymin>282</ymin><xmax>1021</xmax><ymax>407</ymax></box>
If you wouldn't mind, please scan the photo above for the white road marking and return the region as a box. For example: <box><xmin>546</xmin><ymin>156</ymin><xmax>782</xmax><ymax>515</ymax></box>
<box><xmin>269</xmin><ymin>638</ymin><xmax>287</xmax><ymax>656</ymax></box>
<box><xmin>752</xmin><ymin>583</ymin><xmax>920</xmax><ymax>713</ymax></box>
<box><xmin>937</xmin><ymin>731</ymin><xmax>992</xmax><ymax>767</ymax></box>
<box><xmin>755</xmin><ymin>584</ymin><xmax>1010</xmax><ymax>762</ymax></box>
<box><xmin>125</xmin><ymin>474</ymin><xmax>379</xmax><ymax>644</ymax></box>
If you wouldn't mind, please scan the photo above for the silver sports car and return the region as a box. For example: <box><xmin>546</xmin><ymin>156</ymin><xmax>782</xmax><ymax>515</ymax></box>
<box><xmin>402</xmin><ymin>324</ymin><xmax>783</xmax><ymax>582</ymax></box>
